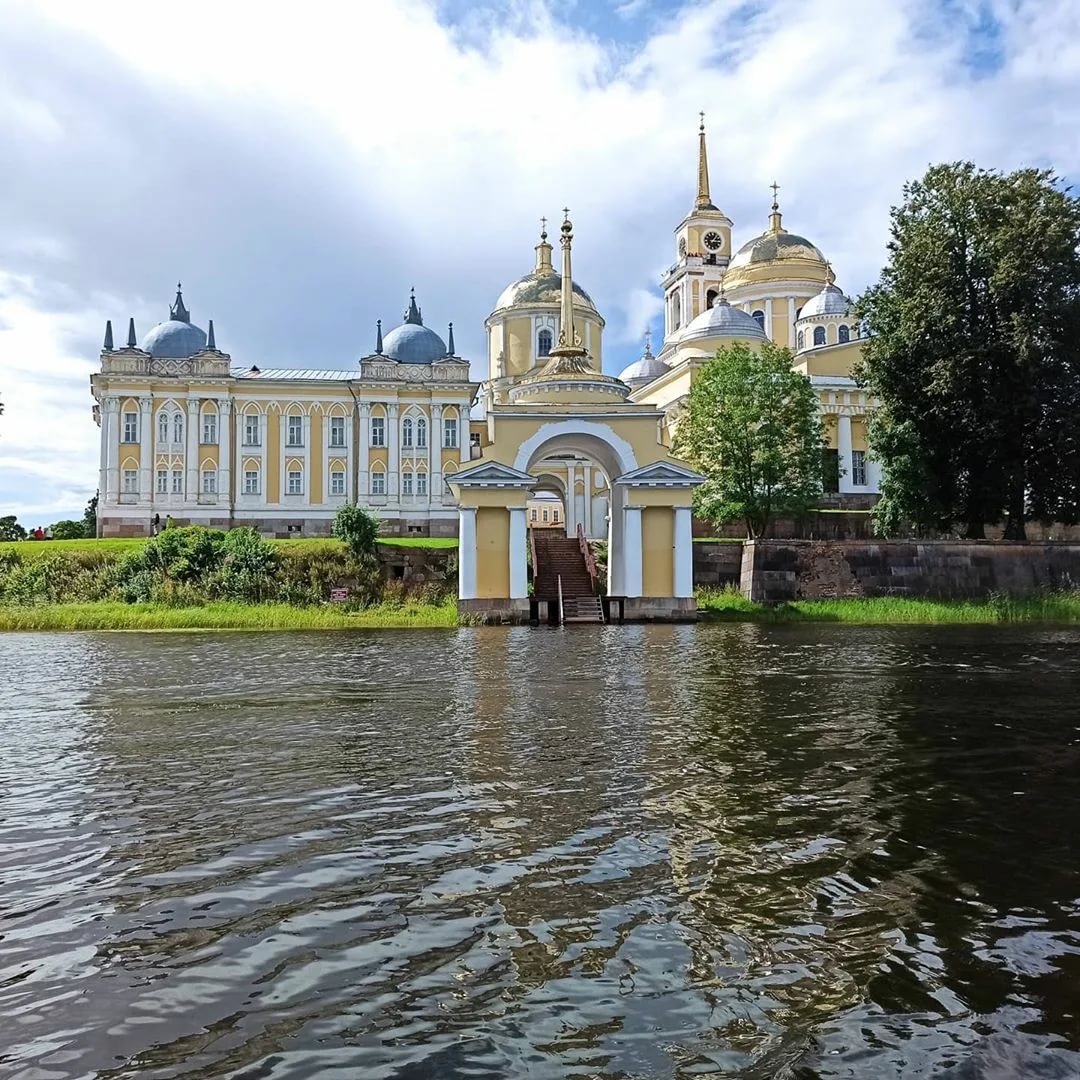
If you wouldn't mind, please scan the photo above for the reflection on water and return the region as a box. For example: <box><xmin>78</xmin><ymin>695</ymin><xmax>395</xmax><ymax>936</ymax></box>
<box><xmin>2</xmin><ymin>625</ymin><xmax>1080</xmax><ymax>1078</ymax></box>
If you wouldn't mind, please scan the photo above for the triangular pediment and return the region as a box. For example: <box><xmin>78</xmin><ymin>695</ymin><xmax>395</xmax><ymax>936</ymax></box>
<box><xmin>614</xmin><ymin>460</ymin><xmax>704</xmax><ymax>487</ymax></box>
<box><xmin>446</xmin><ymin>460</ymin><xmax>536</xmax><ymax>488</ymax></box>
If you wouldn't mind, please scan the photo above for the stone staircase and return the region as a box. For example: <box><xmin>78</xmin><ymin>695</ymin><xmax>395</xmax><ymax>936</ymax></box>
<box><xmin>533</xmin><ymin>535</ymin><xmax>603</xmax><ymax>623</ymax></box>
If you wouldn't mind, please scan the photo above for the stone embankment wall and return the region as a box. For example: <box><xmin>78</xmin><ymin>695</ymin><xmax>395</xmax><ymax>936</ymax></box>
<box><xmin>692</xmin><ymin>543</ymin><xmax>744</xmax><ymax>589</ymax></box>
<box><xmin>740</xmin><ymin>541</ymin><xmax>1080</xmax><ymax>603</ymax></box>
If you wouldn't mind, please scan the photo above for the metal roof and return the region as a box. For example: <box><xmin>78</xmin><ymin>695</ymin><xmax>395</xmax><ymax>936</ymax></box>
<box><xmin>231</xmin><ymin>367</ymin><xmax>354</xmax><ymax>381</ymax></box>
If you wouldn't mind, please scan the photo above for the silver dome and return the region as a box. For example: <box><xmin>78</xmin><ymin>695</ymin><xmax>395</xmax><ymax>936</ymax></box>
<box><xmin>798</xmin><ymin>282</ymin><xmax>852</xmax><ymax>320</ymax></box>
<box><xmin>618</xmin><ymin>349</ymin><xmax>668</xmax><ymax>388</ymax></box>
<box><xmin>142</xmin><ymin>319</ymin><xmax>207</xmax><ymax>358</ymax></box>
<box><xmin>678</xmin><ymin>298</ymin><xmax>768</xmax><ymax>345</ymax></box>
<box><xmin>382</xmin><ymin>322</ymin><xmax>448</xmax><ymax>364</ymax></box>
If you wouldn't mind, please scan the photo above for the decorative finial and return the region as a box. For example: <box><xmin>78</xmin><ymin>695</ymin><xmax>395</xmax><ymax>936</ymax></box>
<box><xmin>695</xmin><ymin>113</ymin><xmax>715</xmax><ymax>211</ymax></box>
<box><xmin>699</xmin><ymin>110</ymin><xmax>705</xmax><ymax>133</ymax></box>
<box><xmin>170</xmin><ymin>282</ymin><xmax>190</xmax><ymax>323</ymax></box>
<box><xmin>447</xmin><ymin>321</ymin><xmax>455</xmax><ymax>356</ymax></box>
<box><xmin>770</xmin><ymin>180</ymin><xmax>780</xmax><ymax>210</ymax></box>
<box><xmin>825</xmin><ymin>260</ymin><xmax>835</xmax><ymax>286</ymax></box>
<box><xmin>126</xmin><ymin>317</ymin><xmax>137</xmax><ymax>348</ymax></box>
<box><xmin>643</xmin><ymin>328</ymin><xmax>653</xmax><ymax>357</ymax></box>
<box><xmin>546</xmin><ymin>207</ymin><xmax>586</xmax><ymax>364</ymax></box>
<box><xmin>375</xmin><ymin>318</ymin><xmax>384</xmax><ymax>354</ymax></box>
<box><xmin>103</xmin><ymin>319</ymin><xmax>114</xmax><ymax>351</ymax></box>
<box><xmin>404</xmin><ymin>290</ymin><xmax>422</xmax><ymax>325</ymax></box>
<box><xmin>207</xmin><ymin>319</ymin><xmax>216</xmax><ymax>350</ymax></box>
<box><xmin>540</xmin><ymin>216</ymin><xmax>547</xmax><ymax>240</ymax></box>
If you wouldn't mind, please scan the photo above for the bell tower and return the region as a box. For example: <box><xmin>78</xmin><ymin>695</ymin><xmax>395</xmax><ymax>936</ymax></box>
<box><xmin>660</xmin><ymin>116</ymin><xmax>732</xmax><ymax>349</ymax></box>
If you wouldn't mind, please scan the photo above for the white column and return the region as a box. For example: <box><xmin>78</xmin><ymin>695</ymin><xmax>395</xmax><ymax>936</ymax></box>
<box><xmin>430</xmin><ymin>404</ymin><xmax>442</xmax><ymax>506</ymax></box>
<box><xmin>357</xmin><ymin>402</ymin><xmax>370</xmax><ymax>499</ymax></box>
<box><xmin>387</xmin><ymin>403</ymin><xmax>399</xmax><ymax>498</ymax></box>
<box><xmin>837</xmin><ymin>413</ymin><xmax>855</xmax><ymax>494</ymax></box>
<box><xmin>565</xmin><ymin>461</ymin><xmax>577</xmax><ymax>535</ymax></box>
<box><xmin>582</xmin><ymin>464</ymin><xmax>593</xmax><ymax>537</ymax></box>
<box><xmin>103</xmin><ymin>396</ymin><xmax>120</xmax><ymax>505</ymax></box>
<box><xmin>218</xmin><ymin>399</ymin><xmax>232</xmax><ymax>507</ymax></box>
<box><xmin>186</xmin><ymin>398</ymin><xmax>200</xmax><ymax>501</ymax></box>
<box><xmin>459</xmin><ymin>410</ymin><xmax>469</xmax><ymax>461</ymax></box>
<box><xmin>673</xmin><ymin>505</ymin><xmax>694</xmax><ymax>598</ymax></box>
<box><xmin>623</xmin><ymin>503</ymin><xmax>643</xmax><ymax>598</ymax></box>
<box><xmin>138</xmin><ymin>396</ymin><xmax>152</xmax><ymax>503</ymax></box>
<box><xmin>764</xmin><ymin>299</ymin><xmax>774</xmax><ymax>341</ymax></box>
<box><xmin>458</xmin><ymin>505</ymin><xmax>477</xmax><ymax>600</ymax></box>
<box><xmin>508</xmin><ymin>505</ymin><xmax>528</xmax><ymax>599</ymax></box>
<box><xmin>787</xmin><ymin>296</ymin><xmax>797</xmax><ymax>349</ymax></box>
<box><xmin>302</xmin><ymin>412</ymin><xmax>311</xmax><ymax>505</ymax></box>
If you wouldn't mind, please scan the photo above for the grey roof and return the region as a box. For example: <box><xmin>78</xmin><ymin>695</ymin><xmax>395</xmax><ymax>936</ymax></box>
<box><xmin>798</xmin><ymin>282</ymin><xmax>852</xmax><ymax>319</ymax></box>
<box><xmin>678</xmin><ymin>298</ymin><xmax>768</xmax><ymax>345</ymax></box>
<box><xmin>381</xmin><ymin>321</ymin><xmax>448</xmax><ymax>364</ymax></box>
<box><xmin>619</xmin><ymin>349</ymin><xmax>669</xmax><ymax>388</ymax></box>
<box><xmin>494</xmin><ymin>270</ymin><xmax>598</xmax><ymax>314</ymax></box>
<box><xmin>231</xmin><ymin>367</ymin><xmax>353</xmax><ymax>380</ymax></box>
<box><xmin>142</xmin><ymin>319</ymin><xmax>207</xmax><ymax>358</ymax></box>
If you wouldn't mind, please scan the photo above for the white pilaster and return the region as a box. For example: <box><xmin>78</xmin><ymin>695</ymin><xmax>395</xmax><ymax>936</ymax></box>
<box><xmin>219</xmin><ymin>399</ymin><xmax>232</xmax><ymax>506</ymax></box>
<box><xmin>673</xmin><ymin>505</ymin><xmax>694</xmax><ymax>598</ymax></box>
<box><xmin>138</xmin><ymin>396</ymin><xmax>152</xmax><ymax>503</ymax></box>
<box><xmin>302</xmin><ymin>412</ymin><xmax>311</xmax><ymax>505</ymax></box>
<box><xmin>459</xmin><ymin>411</ymin><xmax>469</xmax><ymax>462</ymax></box>
<box><xmin>458</xmin><ymin>505</ymin><xmax>477</xmax><ymax>600</ymax></box>
<box><xmin>764</xmin><ymin>299</ymin><xmax>774</xmax><ymax>341</ymax></box>
<box><xmin>387</xmin><ymin>403</ymin><xmax>399</xmax><ymax>498</ymax></box>
<box><xmin>186</xmin><ymin>398</ymin><xmax>200</xmax><ymax>501</ymax></box>
<box><xmin>623</xmin><ymin>503</ymin><xmax>643</xmax><ymax>598</ymax></box>
<box><xmin>103</xmin><ymin>396</ymin><xmax>120</xmax><ymax>505</ymax></box>
<box><xmin>357</xmin><ymin>402</ymin><xmax>370</xmax><ymax>499</ymax></box>
<box><xmin>508</xmin><ymin>506</ymin><xmax>528</xmax><ymax>600</ymax></box>
<box><xmin>582</xmin><ymin>464</ymin><xmax>593</xmax><ymax>537</ymax></box>
<box><xmin>787</xmin><ymin>296</ymin><xmax>797</xmax><ymax>349</ymax></box>
<box><xmin>837</xmin><ymin>413</ymin><xmax>855</xmax><ymax>494</ymax></box>
<box><xmin>565</xmin><ymin>461</ymin><xmax>577</xmax><ymax>535</ymax></box>
<box><xmin>430</xmin><ymin>404</ymin><xmax>442</xmax><ymax>507</ymax></box>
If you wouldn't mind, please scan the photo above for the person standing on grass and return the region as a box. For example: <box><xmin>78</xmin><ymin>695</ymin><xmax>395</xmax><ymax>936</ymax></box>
<box><xmin>152</xmin><ymin>513</ymin><xmax>161</xmax><ymax>536</ymax></box>
<box><xmin>165</xmin><ymin>514</ymin><xmax>174</xmax><ymax>530</ymax></box>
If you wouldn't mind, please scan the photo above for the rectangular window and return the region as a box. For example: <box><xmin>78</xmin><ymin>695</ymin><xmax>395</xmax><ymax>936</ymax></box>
<box><xmin>542</xmin><ymin>508</ymin><xmax>549</xmax><ymax>523</ymax></box>
<box><xmin>122</xmin><ymin>469</ymin><xmax>138</xmax><ymax>494</ymax></box>
<box><xmin>370</xmin><ymin>416</ymin><xmax>385</xmax><ymax>447</ymax></box>
<box><xmin>201</xmin><ymin>413</ymin><xmax>217</xmax><ymax>445</ymax></box>
<box><xmin>244</xmin><ymin>469</ymin><xmax>260</xmax><ymax>495</ymax></box>
<box><xmin>330</xmin><ymin>416</ymin><xmax>346</xmax><ymax>447</ymax></box>
<box><xmin>852</xmin><ymin>450</ymin><xmax>867</xmax><ymax>487</ymax></box>
<box><xmin>122</xmin><ymin>411</ymin><xmax>138</xmax><ymax>443</ymax></box>
<box><xmin>402</xmin><ymin>472</ymin><xmax>413</xmax><ymax>496</ymax></box>
<box><xmin>171</xmin><ymin>469</ymin><xmax>183</xmax><ymax>494</ymax></box>
<box><xmin>202</xmin><ymin>469</ymin><xmax>217</xmax><ymax>494</ymax></box>
<box><xmin>371</xmin><ymin>470</ymin><xmax>385</xmax><ymax>495</ymax></box>
<box><xmin>470</xmin><ymin>432</ymin><xmax>481</xmax><ymax>449</ymax></box>
<box><xmin>416</xmin><ymin>472</ymin><xmax>427</xmax><ymax>496</ymax></box>
<box><xmin>330</xmin><ymin>470</ymin><xmax>345</xmax><ymax>496</ymax></box>
<box><xmin>288</xmin><ymin>469</ymin><xmax>303</xmax><ymax>495</ymax></box>
<box><xmin>553</xmin><ymin>509</ymin><xmax>560</xmax><ymax>522</ymax></box>
<box><xmin>244</xmin><ymin>414</ymin><xmax>260</xmax><ymax>446</ymax></box>
<box><xmin>287</xmin><ymin>415</ymin><xmax>303</xmax><ymax>447</ymax></box>
<box><xmin>443</xmin><ymin>418</ymin><xmax>458</xmax><ymax>448</ymax></box>
<box><xmin>156</xmin><ymin>469</ymin><xmax>168</xmax><ymax>494</ymax></box>
<box><xmin>530</xmin><ymin>508</ymin><xmax>537</xmax><ymax>522</ymax></box>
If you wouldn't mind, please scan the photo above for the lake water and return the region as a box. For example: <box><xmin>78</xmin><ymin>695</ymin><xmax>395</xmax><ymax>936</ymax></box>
<box><xmin>2</xmin><ymin>625</ymin><xmax>1080</xmax><ymax>1079</ymax></box>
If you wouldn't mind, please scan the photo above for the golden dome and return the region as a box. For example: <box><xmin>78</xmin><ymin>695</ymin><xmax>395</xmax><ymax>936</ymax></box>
<box><xmin>493</xmin><ymin>270</ymin><xmax>600</xmax><ymax>317</ymax></box>
<box><xmin>727</xmin><ymin>229</ymin><xmax>827</xmax><ymax>273</ymax></box>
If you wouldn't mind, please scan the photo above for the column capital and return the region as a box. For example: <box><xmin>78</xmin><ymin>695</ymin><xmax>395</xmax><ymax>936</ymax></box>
<box><xmin>101</xmin><ymin>394</ymin><xmax>121</xmax><ymax>412</ymax></box>
<box><xmin>431</xmin><ymin>403</ymin><xmax>443</xmax><ymax>418</ymax></box>
<box><xmin>358</xmin><ymin>401</ymin><xmax>371</xmax><ymax>416</ymax></box>
<box><xmin>218</xmin><ymin>398</ymin><xmax>233</xmax><ymax>415</ymax></box>
<box><xmin>138</xmin><ymin>395</ymin><xmax>153</xmax><ymax>412</ymax></box>
<box><xmin>187</xmin><ymin>398</ymin><xmax>201</xmax><ymax>414</ymax></box>
<box><xmin>387</xmin><ymin>403</ymin><xmax>399</xmax><ymax>417</ymax></box>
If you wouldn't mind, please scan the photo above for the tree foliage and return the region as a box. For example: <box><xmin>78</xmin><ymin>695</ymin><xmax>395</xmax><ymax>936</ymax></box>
<box><xmin>50</xmin><ymin>520</ymin><xmax>86</xmax><ymax>540</ymax></box>
<box><xmin>857</xmin><ymin>162</ymin><xmax>1080</xmax><ymax>539</ymax></box>
<box><xmin>333</xmin><ymin>504</ymin><xmax>380</xmax><ymax>559</ymax></box>
<box><xmin>0</xmin><ymin>515</ymin><xmax>26</xmax><ymax>541</ymax></box>
<box><xmin>673</xmin><ymin>341</ymin><xmax>825</xmax><ymax>538</ymax></box>
<box><xmin>83</xmin><ymin>493</ymin><xmax>98</xmax><ymax>539</ymax></box>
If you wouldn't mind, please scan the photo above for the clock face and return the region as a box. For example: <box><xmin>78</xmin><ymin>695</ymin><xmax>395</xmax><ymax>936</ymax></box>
<box><xmin>703</xmin><ymin>231</ymin><xmax>724</xmax><ymax>252</ymax></box>
<box><xmin>678</xmin><ymin>237</ymin><xmax>687</xmax><ymax>257</ymax></box>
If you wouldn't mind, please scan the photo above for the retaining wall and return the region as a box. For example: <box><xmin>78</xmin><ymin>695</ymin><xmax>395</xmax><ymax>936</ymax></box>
<box><xmin>740</xmin><ymin>540</ymin><xmax>1080</xmax><ymax>603</ymax></box>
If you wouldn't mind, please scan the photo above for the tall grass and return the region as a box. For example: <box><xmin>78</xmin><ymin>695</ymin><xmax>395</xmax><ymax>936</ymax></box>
<box><xmin>697</xmin><ymin>586</ymin><xmax>1080</xmax><ymax>623</ymax></box>
<box><xmin>0</xmin><ymin>598</ymin><xmax>460</xmax><ymax>631</ymax></box>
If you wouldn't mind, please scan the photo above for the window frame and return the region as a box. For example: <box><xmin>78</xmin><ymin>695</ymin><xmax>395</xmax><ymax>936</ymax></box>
<box><xmin>371</xmin><ymin>470</ymin><xmax>386</xmax><ymax>496</ymax></box>
<box><xmin>330</xmin><ymin>469</ymin><xmax>345</xmax><ymax>497</ymax></box>
<box><xmin>122</xmin><ymin>468</ymin><xmax>138</xmax><ymax>494</ymax></box>
<box><xmin>201</xmin><ymin>469</ymin><xmax>218</xmax><ymax>495</ymax></box>
<box><xmin>287</xmin><ymin>468</ymin><xmax>304</xmax><ymax>496</ymax></box>
<box><xmin>286</xmin><ymin>414</ymin><xmax>304</xmax><ymax>448</ymax></box>
<box><xmin>370</xmin><ymin>416</ymin><xmax>386</xmax><ymax>447</ymax></box>
<box><xmin>171</xmin><ymin>469</ymin><xmax>184</xmax><ymax>494</ymax></box>
<box><xmin>202</xmin><ymin>412</ymin><xmax>218</xmax><ymax>445</ymax></box>
<box><xmin>329</xmin><ymin>415</ymin><xmax>346</xmax><ymax>448</ymax></box>
<box><xmin>813</xmin><ymin>325</ymin><xmax>827</xmax><ymax>347</ymax></box>
<box><xmin>244</xmin><ymin>413</ymin><xmax>261</xmax><ymax>446</ymax></box>
<box><xmin>443</xmin><ymin>417</ymin><xmax>458</xmax><ymax>449</ymax></box>
<box><xmin>156</xmin><ymin>468</ymin><xmax>168</xmax><ymax>494</ymax></box>
<box><xmin>243</xmin><ymin>469</ymin><xmax>261</xmax><ymax>495</ymax></box>
<box><xmin>416</xmin><ymin>472</ymin><xmax>427</xmax><ymax>496</ymax></box>
<box><xmin>401</xmin><ymin>471</ymin><xmax>414</xmax><ymax>497</ymax></box>
<box><xmin>402</xmin><ymin>416</ymin><xmax>414</xmax><ymax>448</ymax></box>
<box><xmin>122</xmin><ymin>411</ymin><xmax>138</xmax><ymax>443</ymax></box>
<box><xmin>537</xmin><ymin>328</ymin><xmax>553</xmax><ymax>358</ymax></box>
<box><xmin>852</xmin><ymin>449</ymin><xmax>867</xmax><ymax>487</ymax></box>
<box><xmin>838</xmin><ymin>324</ymin><xmax>850</xmax><ymax>344</ymax></box>
<box><xmin>416</xmin><ymin>417</ymin><xmax>427</xmax><ymax>449</ymax></box>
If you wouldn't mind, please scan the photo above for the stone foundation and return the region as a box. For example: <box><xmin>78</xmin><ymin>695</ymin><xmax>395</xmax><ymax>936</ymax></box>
<box><xmin>692</xmin><ymin>543</ymin><xmax>744</xmax><ymax>589</ymax></box>
<box><xmin>457</xmin><ymin>599</ymin><xmax>531</xmax><ymax>624</ymax></box>
<box><xmin>613</xmin><ymin>596</ymin><xmax>698</xmax><ymax>622</ymax></box>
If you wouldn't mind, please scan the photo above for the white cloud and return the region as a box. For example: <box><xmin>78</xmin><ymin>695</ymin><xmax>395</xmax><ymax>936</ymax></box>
<box><xmin>1</xmin><ymin>0</ymin><xmax>1078</xmax><ymax>522</ymax></box>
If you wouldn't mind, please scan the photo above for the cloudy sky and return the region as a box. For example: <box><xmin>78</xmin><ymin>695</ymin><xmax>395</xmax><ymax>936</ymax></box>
<box><xmin>2</xmin><ymin>0</ymin><xmax>1078</xmax><ymax>524</ymax></box>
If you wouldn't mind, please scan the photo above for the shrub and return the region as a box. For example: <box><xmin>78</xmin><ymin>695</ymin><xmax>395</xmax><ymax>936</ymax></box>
<box><xmin>333</xmin><ymin>504</ymin><xmax>380</xmax><ymax>559</ymax></box>
<box><xmin>50</xmin><ymin>520</ymin><xmax>86</xmax><ymax>540</ymax></box>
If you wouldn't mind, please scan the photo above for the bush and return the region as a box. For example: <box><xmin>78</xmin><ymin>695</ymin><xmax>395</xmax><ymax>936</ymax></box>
<box><xmin>333</xmin><ymin>505</ymin><xmax>380</xmax><ymax>559</ymax></box>
<box><xmin>50</xmin><ymin>520</ymin><xmax>86</xmax><ymax>540</ymax></box>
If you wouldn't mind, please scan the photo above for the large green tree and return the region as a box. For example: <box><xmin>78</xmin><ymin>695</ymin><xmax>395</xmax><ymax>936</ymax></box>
<box><xmin>674</xmin><ymin>341</ymin><xmax>824</xmax><ymax>538</ymax></box>
<box><xmin>857</xmin><ymin>163</ymin><xmax>1080</xmax><ymax>539</ymax></box>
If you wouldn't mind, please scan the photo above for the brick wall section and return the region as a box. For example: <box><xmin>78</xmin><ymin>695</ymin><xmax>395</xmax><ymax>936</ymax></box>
<box><xmin>741</xmin><ymin>541</ymin><xmax>1080</xmax><ymax>602</ymax></box>
<box><xmin>692</xmin><ymin>543</ymin><xmax>744</xmax><ymax>589</ymax></box>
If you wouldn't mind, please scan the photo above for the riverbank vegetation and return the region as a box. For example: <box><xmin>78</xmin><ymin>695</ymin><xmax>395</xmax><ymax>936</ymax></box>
<box><xmin>697</xmin><ymin>587</ymin><xmax>1080</xmax><ymax>624</ymax></box>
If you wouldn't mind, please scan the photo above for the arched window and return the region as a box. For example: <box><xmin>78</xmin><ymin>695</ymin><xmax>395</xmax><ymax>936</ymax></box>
<box><xmin>838</xmin><ymin>324</ymin><xmax>850</xmax><ymax>344</ymax></box>
<box><xmin>157</xmin><ymin>411</ymin><xmax>169</xmax><ymax>444</ymax></box>
<box><xmin>673</xmin><ymin>293</ymin><xmax>681</xmax><ymax>329</ymax></box>
<box><xmin>537</xmin><ymin>329</ymin><xmax>552</xmax><ymax>358</ymax></box>
<box><xmin>173</xmin><ymin>412</ymin><xmax>184</xmax><ymax>444</ymax></box>
<box><xmin>752</xmin><ymin>309</ymin><xmax>765</xmax><ymax>329</ymax></box>
<box><xmin>402</xmin><ymin>416</ymin><xmax>413</xmax><ymax>448</ymax></box>
<box><xmin>813</xmin><ymin>325</ymin><xmax>826</xmax><ymax>347</ymax></box>
<box><xmin>797</xmin><ymin>330</ymin><xmax>805</xmax><ymax>351</ymax></box>
<box><xmin>416</xmin><ymin>417</ymin><xmax>427</xmax><ymax>449</ymax></box>
<box><xmin>706</xmin><ymin>289</ymin><xmax>718</xmax><ymax>310</ymax></box>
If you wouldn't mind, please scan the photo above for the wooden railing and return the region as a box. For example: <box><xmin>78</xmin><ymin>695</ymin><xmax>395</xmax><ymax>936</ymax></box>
<box><xmin>578</xmin><ymin>523</ymin><xmax>599</xmax><ymax>595</ymax></box>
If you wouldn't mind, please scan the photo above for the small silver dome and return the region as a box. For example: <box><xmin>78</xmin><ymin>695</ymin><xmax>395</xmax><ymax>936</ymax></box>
<box><xmin>678</xmin><ymin>298</ymin><xmax>768</xmax><ymax>345</ymax></box>
<box><xmin>798</xmin><ymin>282</ymin><xmax>852</xmax><ymax>320</ymax></box>
<box><xmin>618</xmin><ymin>333</ymin><xmax>668</xmax><ymax>387</ymax></box>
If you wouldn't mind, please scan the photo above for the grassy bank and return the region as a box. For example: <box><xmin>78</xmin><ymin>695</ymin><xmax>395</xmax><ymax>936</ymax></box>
<box><xmin>0</xmin><ymin>598</ymin><xmax>459</xmax><ymax>631</ymax></box>
<box><xmin>697</xmin><ymin>588</ymin><xmax>1080</xmax><ymax>623</ymax></box>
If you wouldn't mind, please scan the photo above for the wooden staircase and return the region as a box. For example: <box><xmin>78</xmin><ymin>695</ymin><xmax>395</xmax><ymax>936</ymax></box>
<box><xmin>532</xmin><ymin>532</ymin><xmax>604</xmax><ymax>623</ymax></box>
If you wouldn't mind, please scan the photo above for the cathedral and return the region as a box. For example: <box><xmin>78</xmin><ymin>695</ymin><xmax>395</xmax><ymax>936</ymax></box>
<box><xmin>90</xmin><ymin>120</ymin><xmax>876</xmax><ymax>616</ymax></box>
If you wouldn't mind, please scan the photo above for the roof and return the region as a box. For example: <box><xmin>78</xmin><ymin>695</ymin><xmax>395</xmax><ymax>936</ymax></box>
<box><xmin>231</xmin><ymin>367</ymin><xmax>353</xmax><ymax>380</ymax></box>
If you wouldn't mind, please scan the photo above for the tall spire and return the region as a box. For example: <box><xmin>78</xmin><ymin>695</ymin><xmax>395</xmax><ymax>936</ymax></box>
<box><xmin>126</xmin><ymin>317</ymin><xmax>137</xmax><ymax>348</ymax></box>
<box><xmin>206</xmin><ymin>319</ymin><xmax>217</xmax><ymax>350</ymax></box>
<box><xmin>103</xmin><ymin>320</ymin><xmax>114</xmax><ymax>351</ymax></box>
<box><xmin>695</xmin><ymin>112</ymin><xmax>716</xmax><ymax>211</ymax></box>
<box><xmin>404</xmin><ymin>288</ymin><xmax>422</xmax><ymax>325</ymax></box>
<box><xmin>447</xmin><ymin>322</ymin><xmax>455</xmax><ymax>356</ymax></box>
<box><xmin>550</xmin><ymin>209</ymin><xmax>585</xmax><ymax>359</ymax></box>
<box><xmin>769</xmin><ymin>180</ymin><xmax>785</xmax><ymax>234</ymax></box>
<box><xmin>375</xmin><ymin>319</ymin><xmax>384</xmax><ymax>354</ymax></box>
<box><xmin>170</xmin><ymin>282</ymin><xmax>190</xmax><ymax>323</ymax></box>
<box><xmin>535</xmin><ymin>217</ymin><xmax>553</xmax><ymax>272</ymax></box>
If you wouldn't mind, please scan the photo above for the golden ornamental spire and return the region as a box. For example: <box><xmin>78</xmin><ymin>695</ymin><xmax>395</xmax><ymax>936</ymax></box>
<box><xmin>535</xmin><ymin>216</ymin><xmax>553</xmax><ymax>272</ymax></box>
<box><xmin>768</xmin><ymin>180</ymin><xmax>785</xmax><ymax>234</ymax></box>
<box><xmin>695</xmin><ymin>112</ymin><xmax>716</xmax><ymax>211</ymax></box>
<box><xmin>541</xmin><ymin>208</ymin><xmax>592</xmax><ymax>376</ymax></box>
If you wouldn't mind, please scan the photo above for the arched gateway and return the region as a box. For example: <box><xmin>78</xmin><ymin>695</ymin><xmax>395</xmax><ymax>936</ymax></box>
<box><xmin>448</xmin><ymin>213</ymin><xmax>702</xmax><ymax>622</ymax></box>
